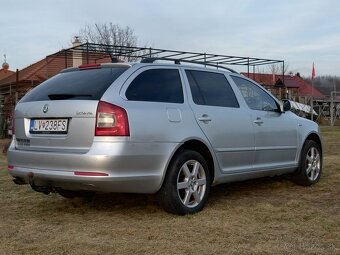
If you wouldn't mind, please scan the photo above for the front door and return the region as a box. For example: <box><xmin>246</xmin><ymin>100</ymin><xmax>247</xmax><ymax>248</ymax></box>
<box><xmin>230</xmin><ymin>76</ymin><xmax>298</xmax><ymax>170</ymax></box>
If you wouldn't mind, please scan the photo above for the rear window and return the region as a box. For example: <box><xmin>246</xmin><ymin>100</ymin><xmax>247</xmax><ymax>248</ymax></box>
<box><xmin>186</xmin><ymin>70</ymin><xmax>239</xmax><ymax>108</ymax></box>
<box><xmin>20</xmin><ymin>67</ymin><xmax>128</xmax><ymax>102</ymax></box>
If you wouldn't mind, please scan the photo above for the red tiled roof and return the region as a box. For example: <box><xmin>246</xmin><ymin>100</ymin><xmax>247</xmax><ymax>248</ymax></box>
<box><xmin>0</xmin><ymin>57</ymin><xmax>63</xmax><ymax>86</ymax></box>
<box><xmin>242</xmin><ymin>72</ymin><xmax>325</xmax><ymax>99</ymax></box>
<box><xmin>0</xmin><ymin>51</ymin><xmax>112</xmax><ymax>86</ymax></box>
<box><xmin>0</xmin><ymin>69</ymin><xmax>15</xmax><ymax>81</ymax></box>
<box><xmin>242</xmin><ymin>73</ymin><xmax>300</xmax><ymax>88</ymax></box>
<box><xmin>298</xmin><ymin>78</ymin><xmax>325</xmax><ymax>98</ymax></box>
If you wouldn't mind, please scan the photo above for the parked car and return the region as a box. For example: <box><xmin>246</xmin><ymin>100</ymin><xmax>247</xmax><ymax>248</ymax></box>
<box><xmin>7</xmin><ymin>59</ymin><xmax>323</xmax><ymax>215</ymax></box>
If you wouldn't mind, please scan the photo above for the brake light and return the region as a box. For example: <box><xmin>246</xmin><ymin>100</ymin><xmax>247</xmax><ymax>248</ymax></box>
<box><xmin>95</xmin><ymin>101</ymin><xmax>129</xmax><ymax>136</ymax></box>
<box><xmin>8</xmin><ymin>165</ymin><xmax>14</xmax><ymax>171</ymax></box>
<box><xmin>79</xmin><ymin>64</ymin><xmax>101</xmax><ymax>70</ymax></box>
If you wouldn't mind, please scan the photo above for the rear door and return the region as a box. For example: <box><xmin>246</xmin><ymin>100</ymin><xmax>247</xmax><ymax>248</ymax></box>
<box><xmin>14</xmin><ymin>65</ymin><xmax>128</xmax><ymax>153</ymax></box>
<box><xmin>119</xmin><ymin>66</ymin><xmax>190</xmax><ymax>143</ymax></box>
<box><xmin>184</xmin><ymin>69</ymin><xmax>255</xmax><ymax>173</ymax></box>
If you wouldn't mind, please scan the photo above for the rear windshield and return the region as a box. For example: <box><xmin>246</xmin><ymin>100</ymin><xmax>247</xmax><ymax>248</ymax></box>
<box><xmin>20</xmin><ymin>67</ymin><xmax>128</xmax><ymax>102</ymax></box>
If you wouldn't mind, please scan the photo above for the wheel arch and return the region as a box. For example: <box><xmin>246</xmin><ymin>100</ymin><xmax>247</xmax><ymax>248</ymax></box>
<box><xmin>293</xmin><ymin>132</ymin><xmax>323</xmax><ymax>186</ymax></box>
<box><xmin>297</xmin><ymin>131</ymin><xmax>323</xmax><ymax>166</ymax></box>
<box><xmin>179</xmin><ymin>140</ymin><xmax>215</xmax><ymax>184</ymax></box>
<box><xmin>304</xmin><ymin>132</ymin><xmax>323</xmax><ymax>154</ymax></box>
<box><xmin>160</xmin><ymin>139</ymin><xmax>216</xmax><ymax>189</ymax></box>
<box><xmin>157</xmin><ymin>139</ymin><xmax>214</xmax><ymax>214</ymax></box>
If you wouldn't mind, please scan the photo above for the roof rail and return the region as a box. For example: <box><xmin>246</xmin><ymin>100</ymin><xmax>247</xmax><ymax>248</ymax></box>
<box><xmin>141</xmin><ymin>57</ymin><xmax>181</xmax><ymax>65</ymax></box>
<box><xmin>141</xmin><ymin>57</ymin><xmax>238</xmax><ymax>73</ymax></box>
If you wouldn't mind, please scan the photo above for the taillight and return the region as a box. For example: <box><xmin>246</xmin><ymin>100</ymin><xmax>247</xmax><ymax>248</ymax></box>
<box><xmin>95</xmin><ymin>101</ymin><xmax>129</xmax><ymax>136</ymax></box>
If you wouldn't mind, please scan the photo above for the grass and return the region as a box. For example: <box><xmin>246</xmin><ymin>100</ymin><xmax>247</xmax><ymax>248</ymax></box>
<box><xmin>0</xmin><ymin>127</ymin><xmax>339</xmax><ymax>255</ymax></box>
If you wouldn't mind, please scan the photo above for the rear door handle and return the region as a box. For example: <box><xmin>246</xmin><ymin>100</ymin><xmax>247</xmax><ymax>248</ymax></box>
<box><xmin>198</xmin><ymin>114</ymin><xmax>212</xmax><ymax>122</ymax></box>
<box><xmin>253</xmin><ymin>117</ymin><xmax>263</xmax><ymax>125</ymax></box>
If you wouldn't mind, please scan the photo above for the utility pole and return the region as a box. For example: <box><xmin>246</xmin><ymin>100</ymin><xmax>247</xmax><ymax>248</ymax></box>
<box><xmin>311</xmin><ymin>62</ymin><xmax>315</xmax><ymax>121</ymax></box>
<box><xmin>331</xmin><ymin>91</ymin><xmax>334</xmax><ymax>127</ymax></box>
<box><xmin>330</xmin><ymin>91</ymin><xmax>340</xmax><ymax>127</ymax></box>
<box><xmin>311</xmin><ymin>79</ymin><xmax>314</xmax><ymax>121</ymax></box>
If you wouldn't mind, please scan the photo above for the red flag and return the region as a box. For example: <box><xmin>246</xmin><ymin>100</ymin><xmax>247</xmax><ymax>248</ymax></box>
<box><xmin>312</xmin><ymin>62</ymin><xmax>316</xmax><ymax>79</ymax></box>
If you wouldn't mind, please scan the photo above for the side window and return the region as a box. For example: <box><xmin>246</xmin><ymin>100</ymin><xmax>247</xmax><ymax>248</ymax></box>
<box><xmin>185</xmin><ymin>70</ymin><xmax>239</xmax><ymax>108</ymax></box>
<box><xmin>231</xmin><ymin>76</ymin><xmax>278</xmax><ymax>111</ymax></box>
<box><xmin>126</xmin><ymin>69</ymin><xmax>184</xmax><ymax>103</ymax></box>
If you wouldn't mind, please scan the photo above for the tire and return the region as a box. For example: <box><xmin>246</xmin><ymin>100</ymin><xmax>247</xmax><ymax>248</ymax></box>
<box><xmin>157</xmin><ymin>150</ymin><xmax>211</xmax><ymax>215</ymax></box>
<box><xmin>56</xmin><ymin>188</ymin><xmax>95</xmax><ymax>199</ymax></box>
<box><xmin>292</xmin><ymin>140</ymin><xmax>322</xmax><ymax>186</ymax></box>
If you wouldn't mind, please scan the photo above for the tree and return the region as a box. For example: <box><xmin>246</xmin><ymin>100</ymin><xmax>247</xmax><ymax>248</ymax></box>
<box><xmin>78</xmin><ymin>23</ymin><xmax>147</xmax><ymax>61</ymax></box>
<box><xmin>80</xmin><ymin>23</ymin><xmax>137</xmax><ymax>47</ymax></box>
<box><xmin>304</xmin><ymin>75</ymin><xmax>340</xmax><ymax>96</ymax></box>
<box><xmin>267</xmin><ymin>63</ymin><xmax>289</xmax><ymax>75</ymax></box>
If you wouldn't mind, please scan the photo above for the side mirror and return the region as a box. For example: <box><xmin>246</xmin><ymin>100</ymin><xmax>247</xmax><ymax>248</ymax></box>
<box><xmin>282</xmin><ymin>100</ymin><xmax>292</xmax><ymax>112</ymax></box>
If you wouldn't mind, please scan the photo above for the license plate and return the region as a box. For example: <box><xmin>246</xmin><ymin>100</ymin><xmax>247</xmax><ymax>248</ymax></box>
<box><xmin>29</xmin><ymin>119</ymin><xmax>68</xmax><ymax>134</ymax></box>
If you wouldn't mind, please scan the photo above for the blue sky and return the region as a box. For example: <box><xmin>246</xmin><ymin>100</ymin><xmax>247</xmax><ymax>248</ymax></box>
<box><xmin>1</xmin><ymin>0</ymin><xmax>339</xmax><ymax>76</ymax></box>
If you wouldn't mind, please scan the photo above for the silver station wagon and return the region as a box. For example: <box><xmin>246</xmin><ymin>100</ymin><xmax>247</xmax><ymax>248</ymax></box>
<box><xmin>7</xmin><ymin>59</ymin><xmax>323</xmax><ymax>215</ymax></box>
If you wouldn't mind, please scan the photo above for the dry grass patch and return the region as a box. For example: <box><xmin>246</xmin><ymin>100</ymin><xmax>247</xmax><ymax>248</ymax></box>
<box><xmin>0</xmin><ymin>127</ymin><xmax>339</xmax><ymax>254</ymax></box>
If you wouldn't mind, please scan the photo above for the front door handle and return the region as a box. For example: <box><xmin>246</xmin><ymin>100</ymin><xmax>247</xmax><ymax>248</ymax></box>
<box><xmin>198</xmin><ymin>114</ymin><xmax>212</xmax><ymax>122</ymax></box>
<box><xmin>253</xmin><ymin>117</ymin><xmax>263</xmax><ymax>125</ymax></box>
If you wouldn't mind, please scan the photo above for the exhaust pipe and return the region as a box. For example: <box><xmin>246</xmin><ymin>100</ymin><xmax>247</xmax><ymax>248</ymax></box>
<box><xmin>28</xmin><ymin>172</ymin><xmax>53</xmax><ymax>195</ymax></box>
<box><xmin>13</xmin><ymin>177</ymin><xmax>26</xmax><ymax>185</ymax></box>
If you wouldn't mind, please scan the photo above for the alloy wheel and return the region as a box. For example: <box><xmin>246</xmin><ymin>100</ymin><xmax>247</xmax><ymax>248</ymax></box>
<box><xmin>177</xmin><ymin>160</ymin><xmax>207</xmax><ymax>208</ymax></box>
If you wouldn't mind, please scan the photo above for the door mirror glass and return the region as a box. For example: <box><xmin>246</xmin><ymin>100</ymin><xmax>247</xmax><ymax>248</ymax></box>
<box><xmin>282</xmin><ymin>99</ymin><xmax>292</xmax><ymax>112</ymax></box>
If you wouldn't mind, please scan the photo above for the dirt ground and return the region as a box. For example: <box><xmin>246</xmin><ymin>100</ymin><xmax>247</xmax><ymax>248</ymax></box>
<box><xmin>0</xmin><ymin>127</ymin><xmax>339</xmax><ymax>255</ymax></box>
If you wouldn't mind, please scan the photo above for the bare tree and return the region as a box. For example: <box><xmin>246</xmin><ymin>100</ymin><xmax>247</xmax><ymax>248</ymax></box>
<box><xmin>80</xmin><ymin>23</ymin><xmax>137</xmax><ymax>46</ymax></box>
<box><xmin>78</xmin><ymin>23</ymin><xmax>147</xmax><ymax>61</ymax></box>
<box><xmin>304</xmin><ymin>75</ymin><xmax>340</xmax><ymax>95</ymax></box>
<box><xmin>267</xmin><ymin>63</ymin><xmax>289</xmax><ymax>75</ymax></box>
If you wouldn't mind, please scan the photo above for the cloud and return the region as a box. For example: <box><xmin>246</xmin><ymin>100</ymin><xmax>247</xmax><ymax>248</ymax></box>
<box><xmin>1</xmin><ymin>0</ymin><xmax>339</xmax><ymax>76</ymax></box>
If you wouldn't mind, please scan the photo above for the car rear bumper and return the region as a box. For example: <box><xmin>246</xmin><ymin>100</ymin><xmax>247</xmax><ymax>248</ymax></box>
<box><xmin>7</xmin><ymin>139</ymin><xmax>179</xmax><ymax>193</ymax></box>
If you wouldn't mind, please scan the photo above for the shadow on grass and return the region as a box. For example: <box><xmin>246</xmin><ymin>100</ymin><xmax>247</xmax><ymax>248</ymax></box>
<box><xmin>46</xmin><ymin>174</ymin><xmax>294</xmax><ymax>214</ymax></box>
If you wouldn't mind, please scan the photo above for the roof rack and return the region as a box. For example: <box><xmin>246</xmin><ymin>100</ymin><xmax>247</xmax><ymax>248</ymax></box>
<box><xmin>47</xmin><ymin>43</ymin><xmax>285</xmax><ymax>82</ymax></box>
<box><xmin>140</xmin><ymin>57</ymin><xmax>238</xmax><ymax>73</ymax></box>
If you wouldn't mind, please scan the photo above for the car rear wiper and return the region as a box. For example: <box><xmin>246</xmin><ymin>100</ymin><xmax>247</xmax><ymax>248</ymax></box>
<box><xmin>48</xmin><ymin>94</ymin><xmax>92</xmax><ymax>100</ymax></box>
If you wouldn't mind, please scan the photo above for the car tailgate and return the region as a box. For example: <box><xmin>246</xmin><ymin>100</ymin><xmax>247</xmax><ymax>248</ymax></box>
<box><xmin>14</xmin><ymin>100</ymin><xmax>98</xmax><ymax>153</ymax></box>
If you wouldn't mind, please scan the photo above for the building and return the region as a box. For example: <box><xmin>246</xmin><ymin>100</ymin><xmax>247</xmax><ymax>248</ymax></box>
<box><xmin>0</xmin><ymin>40</ymin><xmax>111</xmax><ymax>136</ymax></box>
<box><xmin>0</xmin><ymin>64</ymin><xmax>15</xmax><ymax>136</ymax></box>
<box><xmin>0</xmin><ymin>68</ymin><xmax>15</xmax><ymax>81</ymax></box>
<box><xmin>241</xmin><ymin>72</ymin><xmax>325</xmax><ymax>102</ymax></box>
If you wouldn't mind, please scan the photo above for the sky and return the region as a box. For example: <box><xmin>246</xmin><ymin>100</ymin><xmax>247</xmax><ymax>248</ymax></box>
<box><xmin>1</xmin><ymin>0</ymin><xmax>339</xmax><ymax>77</ymax></box>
